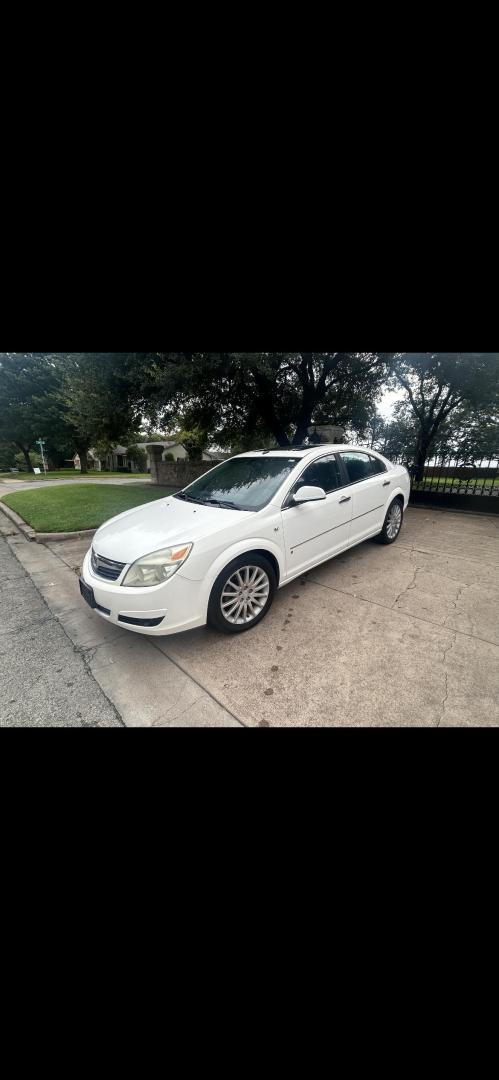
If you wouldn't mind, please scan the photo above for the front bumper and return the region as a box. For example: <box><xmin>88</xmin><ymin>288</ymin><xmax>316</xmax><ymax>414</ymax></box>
<box><xmin>81</xmin><ymin>549</ymin><xmax>207</xmax><ymax>636</ymax></box>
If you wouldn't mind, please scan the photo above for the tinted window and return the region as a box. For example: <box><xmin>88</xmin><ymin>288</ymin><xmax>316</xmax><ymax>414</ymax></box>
<box><xmin>298</xmin><ymin>455</ymin><xmax>342</xmax><ymax>494</ymax></box>
<box><xmin>370</xmin><ymin>456</ymin><xmax>386</xmax><ymax>475</ymax></box>
<box><xmin>178</xmin><ymin>456</ymin><xmax>298</xmax><ymax>511</ymax></box>
<box><xmin>340</xmin><ymin>452</ymin><xmax>383</xmax><ymax>483</ymax></box>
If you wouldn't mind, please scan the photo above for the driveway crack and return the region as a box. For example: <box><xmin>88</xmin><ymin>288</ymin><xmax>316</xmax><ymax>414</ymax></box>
<box><xmin>391</xmin><ymin>563</ymin><xmax>420</xmax><ymax>609</ymax></box>
<box><xmin>436</xmin><ymin>634</ymin><xmax>457</xmax><ymax>728</ymax></box>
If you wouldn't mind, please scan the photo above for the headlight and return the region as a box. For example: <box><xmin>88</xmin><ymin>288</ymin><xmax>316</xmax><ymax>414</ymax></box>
<box><xmin>122</xmin><ymin>544</ymin><xmax>193</xmax><ymax>588</ymax></box>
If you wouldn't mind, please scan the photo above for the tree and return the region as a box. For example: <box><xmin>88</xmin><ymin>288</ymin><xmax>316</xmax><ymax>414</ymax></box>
<box><xmin>386</xmin><ymin>353</ymin><xmax>499</xmax><ymax>478</ymax></box>
<box><xmin>0</xmin><ymin>353</ymin><xmax>62</xmax><ymax>471</ymax></box>
<box><xmin>15</xmin><ymin>449</ymin><xmax>43</xmax><ymax>471</ymax></box>
<box><xmin>431</xmin><ymin>404</ymin><xmax>499</xmax><ymax>463</ymax></box>
<box><xmin>0</xmin><ymin>438</ymin><xmax>17</xmax><ymax>471</ymax></box>
<box><xmin>177</xmin><ymin>426</ymin><xmax>208</xmax><ymax>462</ymax></box>
<box><xmin>127</xmin><ymin>352</ymin><xmax>389</xmax><ymax>449</ymax></box>
<box><xmin>379</xmin><ymin>406</ymin><xmax>418</xmax><ymax>463</ymax></box>
<box><xmin>363</xmin><ymin>409</ymin><xmax>386</xmax><ymax>450</ymax></box>
<box><xmin>53</xmin><ymin>354</ymin><xmax>140</xmax><ymax>473</ymax></box>
<box><xmin>126</xmin><ymin>444</ymin><xmax>147</xmax><ymax>472</ymax></box>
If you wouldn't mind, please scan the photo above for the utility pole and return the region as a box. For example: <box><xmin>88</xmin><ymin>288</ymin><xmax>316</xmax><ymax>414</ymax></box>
<box><xmin>37</xmin><ymin>439</ymin><xmax>48</xmax><ymax>476</ymax></box>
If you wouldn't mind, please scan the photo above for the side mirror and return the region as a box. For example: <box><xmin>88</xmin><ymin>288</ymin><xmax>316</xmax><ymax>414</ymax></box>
<box><xmin>292</xmin><ymin>485</ymin><xmax>327</xmax><ymax>504</ymax></box>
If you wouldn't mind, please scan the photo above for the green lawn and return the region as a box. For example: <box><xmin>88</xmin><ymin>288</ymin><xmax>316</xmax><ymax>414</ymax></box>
<box><xmin>1</xmin><ymin>483</ymin><xmax>176</xmax><ymax>532</ymax></box>
<box><xmin>0</xmin><ymin>469</ymin><xmax>151</xmax><ymax>481</ymax></box>
<box><xmin>413</xmin><ymin>476</ymin><xmax>499</xmax><ymax>490</ymax></box>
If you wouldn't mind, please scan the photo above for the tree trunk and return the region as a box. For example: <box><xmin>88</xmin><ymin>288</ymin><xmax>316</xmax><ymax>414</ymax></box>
<box><xmin>292</xmin><ymin>394</ymin><xmax>316</xmax><ymax>446</ymax></box>
<box><xmin>18</xmin><ymin>444</ymin><xmax>34</xmax><ymax>472</ymax></box>
<box><xmin>248</xmin><ymin>363</ymin><xmax>291</xmax><ymax>446</ymax></box>
<box><xmin>292</xmin><ymin>424</ymin><xmax>310</xmax><ymax>446</ymax></box>
<box><xmin>186</xmin><ymin>445</ymin><xmax>202</xmax><ymax>462</ymax></box>
<box><xmin>77</xmin><ymin>444</ymin><xmax>89</xmax><ymax>474</ymax></box>
<box><xmin>414</xmin><ymin>441</ymin><xmax>430</xmax><ymax>483</ymax></box>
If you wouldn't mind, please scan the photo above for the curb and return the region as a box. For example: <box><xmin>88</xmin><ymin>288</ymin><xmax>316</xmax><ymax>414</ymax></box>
<box><xmin>37</xmin><ymin>529</ymin><xmax>96</xmax><ymax>543</ymax></box>
<box><xmin>0</xmin><ymin>501</ymin><xmax>95</xmax><ymax>543</ymax></box>
<box><xmin>0</xmin><ymin>500</ymin><xmax>36</xmax><ymax>540</ymax></box>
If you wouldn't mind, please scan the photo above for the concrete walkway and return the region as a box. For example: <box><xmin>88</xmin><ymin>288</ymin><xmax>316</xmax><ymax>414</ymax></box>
<box><xmin>3</xmin><ymin>507</ymin><xmax>499</xmax><ymax>727</ymax></box>
<box><xmin>0</xmin><ymin>476</ymin><xmax>150</xmax><ymax>496</ymax></box>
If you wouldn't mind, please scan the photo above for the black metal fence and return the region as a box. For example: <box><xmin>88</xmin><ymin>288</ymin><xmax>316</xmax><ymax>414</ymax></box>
<box><xmin>394</xmin><ymin>455</ymin><xmax>499</xmax><ymax>514</ymax></box>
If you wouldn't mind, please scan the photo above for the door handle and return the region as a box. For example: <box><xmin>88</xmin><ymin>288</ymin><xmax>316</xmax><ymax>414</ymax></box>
<box><xmin>382</xmin><ymin>480</ymin><xmax>391</xmax><ymax>486</ymax></box>
<box><xmin>339</xmin><ymin>495</ymin><xmax>351</xmax><ymax>503</ymax></box>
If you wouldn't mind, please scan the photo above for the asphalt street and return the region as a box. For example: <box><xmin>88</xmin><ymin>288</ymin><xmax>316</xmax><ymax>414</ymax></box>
<box><xmin>0</xmin><ymin>530</ymin><xmax>122</xmax><ymax>727</ymax></box>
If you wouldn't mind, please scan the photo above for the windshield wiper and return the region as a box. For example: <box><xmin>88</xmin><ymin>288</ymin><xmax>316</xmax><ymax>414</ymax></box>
<box><xmin>174</xmin><ymin>492</ymin><xmax>203</xmax><ymax>504</ymax></box>
<box><xmin>175</xmin><ymin>492</ymin><xmax>249</xmax><ymax>511</ymax></box>
<box><xmin>202</xmin><ymin>498</ymin><xmax>249</xmax><ymax>510</ymax></box>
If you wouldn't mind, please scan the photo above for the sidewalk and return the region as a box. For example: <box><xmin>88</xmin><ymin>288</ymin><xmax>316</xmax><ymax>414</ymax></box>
<box><xmin>4</xmin><ymin>529</ymin><xmax>241</xmax><ymax>728</ymax></box>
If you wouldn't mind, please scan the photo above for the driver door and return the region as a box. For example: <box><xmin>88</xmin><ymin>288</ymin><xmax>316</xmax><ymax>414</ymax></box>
<box><xmin>281</xmin><ymin>454</ymin><xmax>353</xmax><ymax>578</ymax></box>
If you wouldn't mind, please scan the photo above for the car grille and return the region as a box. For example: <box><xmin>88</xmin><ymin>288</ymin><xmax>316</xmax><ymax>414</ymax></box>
<box><xmin>91</xmin><ymin>549</ymin><xmax>126</xmax><ymax>582</ymax></box>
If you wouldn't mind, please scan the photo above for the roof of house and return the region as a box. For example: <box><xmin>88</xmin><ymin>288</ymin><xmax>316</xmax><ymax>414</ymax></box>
<box><xmin>137</xmin><ymin>441</ymin><xmax>184</xmax><ymax>451</ymax></box>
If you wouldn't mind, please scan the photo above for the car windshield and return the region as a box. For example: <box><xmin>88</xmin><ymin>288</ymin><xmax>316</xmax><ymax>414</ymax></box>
<box><xmin>175</xmin><ymin>457</ymin><xmax>299</xmax><ymax>511</ymax></box>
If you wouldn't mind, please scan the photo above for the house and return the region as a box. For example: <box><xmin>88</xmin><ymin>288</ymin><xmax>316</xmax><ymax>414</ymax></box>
<box><xmin>204</xmin><ymin>449</ymin><xmax>231</xmax><ymax>462</ymax></box>
<box><xmin>70</xmin><ymin>441</ymin><xmax>230</xmax><ymax>473</ymax></box>
<box><xmin>137</xmin><ymin>442</ymin><xmax>189</xmax><ymax>465</ymax></box>
<box><xmin>137</xmin><ymin>442</ymin><xmax>229</xmax><ymax>468</ymax></box>
<box><xmin>71</xmin><ymin>446</ymin><xmax>139</xmax><ymax>472</ymax></box>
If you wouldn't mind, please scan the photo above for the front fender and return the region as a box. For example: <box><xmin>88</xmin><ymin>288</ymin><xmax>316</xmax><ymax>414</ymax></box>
<box><xmin>179</xmin><ymin>536</ymin><xmax>285</xmax><ymax>618</ymax></box>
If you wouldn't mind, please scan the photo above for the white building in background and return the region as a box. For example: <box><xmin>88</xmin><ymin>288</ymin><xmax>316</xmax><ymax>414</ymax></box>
<box><xmin>71</xmin><ymin>441</ymin><xmax>227</xmax><ymax>473</ymax></box>
<box><xmin>307</xmin><ymin>425</ymin><xmax>346</xmax><ymax>444</ymax></box>
<box><xmin>135</xmin><ymin>442</ymin><xmax>227</xmax><ymax>467</ymax></box>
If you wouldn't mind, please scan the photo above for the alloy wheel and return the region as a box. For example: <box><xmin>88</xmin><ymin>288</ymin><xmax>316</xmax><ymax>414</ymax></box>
<box><xmin>220</xmin><ymin>566</ymin><xmax>270</xmax><ymax>625</ymax></box>
<box><xmin>387</xmin><ymin>502</ymin><xmax>402</xmax><ymax>539</ymax></box>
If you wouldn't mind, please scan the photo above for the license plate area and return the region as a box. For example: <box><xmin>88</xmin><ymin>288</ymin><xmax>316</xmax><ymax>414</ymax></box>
<box><xmin>79</xmin><ymin>578</ymin><xmax>96</xmax><ymax>609</ymax></box>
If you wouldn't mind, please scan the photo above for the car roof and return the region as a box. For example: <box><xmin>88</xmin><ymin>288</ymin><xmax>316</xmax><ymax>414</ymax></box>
<box><xmin>238</xmin><ymin>444</ymin><xmax>387</xmax><ymax>460</ymax></box>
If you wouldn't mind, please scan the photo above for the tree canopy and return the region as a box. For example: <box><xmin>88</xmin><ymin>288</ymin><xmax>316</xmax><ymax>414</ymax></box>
<box><xmin>0</xmin><ymin>353</ymin><xmax>63</xmax><ymax>470</ymax></box>
<box><xmin>127</xmin><ymin>352</ymin><xmax>389</xmax><ymax>448</ymax></box>
<box><xmin>385</xmin><ymin>352</ymin><xmax>499</xmax><ymax>473</ymax></box>
<box><xmin>0</xmin><ymin>352</ymin><xmax>140</xmax><ymax>472</ymax></box>
<box><xmin>1</xmin><ymin>351</ymin><xmax>497</xmax><ymax>475</ymax></box>
<box><xmin>53</xmin><ymin>353</ymin><xmax>140</xmax><ymax>471</ymax></box>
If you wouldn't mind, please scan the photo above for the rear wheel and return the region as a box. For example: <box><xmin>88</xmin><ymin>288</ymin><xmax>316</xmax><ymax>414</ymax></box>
<box><xmin>375</xmin><ymin>498</ymin><xmax>404</xmax><ymax>544</ymax></box>
<box><xmin>207</xmin><ymin>554</ymin><xmax>277</xmax><ymax>634</ymax></box>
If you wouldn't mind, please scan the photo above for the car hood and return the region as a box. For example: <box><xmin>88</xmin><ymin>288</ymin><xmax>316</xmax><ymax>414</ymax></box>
<box><xmin>92</xmin><ymin>496</ymin><xmax>248</xmax><ymax>565</ymax></box>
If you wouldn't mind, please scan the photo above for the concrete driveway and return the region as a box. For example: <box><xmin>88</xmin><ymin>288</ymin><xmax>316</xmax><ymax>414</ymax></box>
<box><xmin>5</xmin><ymin>507</ymin><xmax>499</xmax><ymax>726</ymax></box>
<box><xmin>154</xmin><ymin>507</ymin><xmax>499</xmax><ymax>726</ymax></box>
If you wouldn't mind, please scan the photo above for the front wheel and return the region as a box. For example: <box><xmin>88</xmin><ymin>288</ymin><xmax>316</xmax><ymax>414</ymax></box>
<box><xmin>207</xmin><ymin>554</ymin><xmax>277</xmax><ymax>634</ymax></box>
<box><xmin>375</xmin><ymin>498</ymin><xmax>404</xmax><ymax>544</ymax></box>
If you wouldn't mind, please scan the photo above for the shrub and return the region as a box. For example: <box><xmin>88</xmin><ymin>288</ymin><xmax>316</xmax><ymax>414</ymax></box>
<box><xmin>127</xmin><ymin>444</ymin><xmax>147</xmax><ymax>472</ymax></box>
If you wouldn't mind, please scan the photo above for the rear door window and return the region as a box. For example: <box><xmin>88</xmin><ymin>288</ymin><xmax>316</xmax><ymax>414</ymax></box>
<box><xmin>340</xmin><ymin>452</ymin><xmax>382</xmax><ymax>483</ymax></box>
<box><xmin>370</xmin><ymin>456</ymin><xmax>387</xmax><ymax>475</ymax></box>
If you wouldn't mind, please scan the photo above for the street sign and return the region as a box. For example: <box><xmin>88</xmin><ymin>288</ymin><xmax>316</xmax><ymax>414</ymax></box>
<box><xmin>36</xmin><ymin>439</ymin><xmax>48</xmax><ymax>475</ymax></box>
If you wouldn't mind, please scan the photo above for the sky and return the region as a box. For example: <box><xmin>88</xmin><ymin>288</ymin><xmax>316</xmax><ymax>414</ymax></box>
<box><xmin>379</xmin><ymin>387</ymin><xmax>404</xmax><ymax>419</ymax></box>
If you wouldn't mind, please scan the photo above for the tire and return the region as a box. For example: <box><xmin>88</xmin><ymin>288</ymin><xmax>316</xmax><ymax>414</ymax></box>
<box><xmin>207</xmin><ymin>554</ymin><xmax>277</xmax><ymax>634</ymax></box>
<box><xmin>375</xmin><ymin>497</ymin><xmax>404</xmax><ymax>545</ymax></box>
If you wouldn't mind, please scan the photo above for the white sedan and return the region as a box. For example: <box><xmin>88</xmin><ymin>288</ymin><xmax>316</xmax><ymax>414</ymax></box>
<box><xmin>80</xmin><ymin>445</ymin><xmax>411</xmax><ymax>636</ymax></box>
